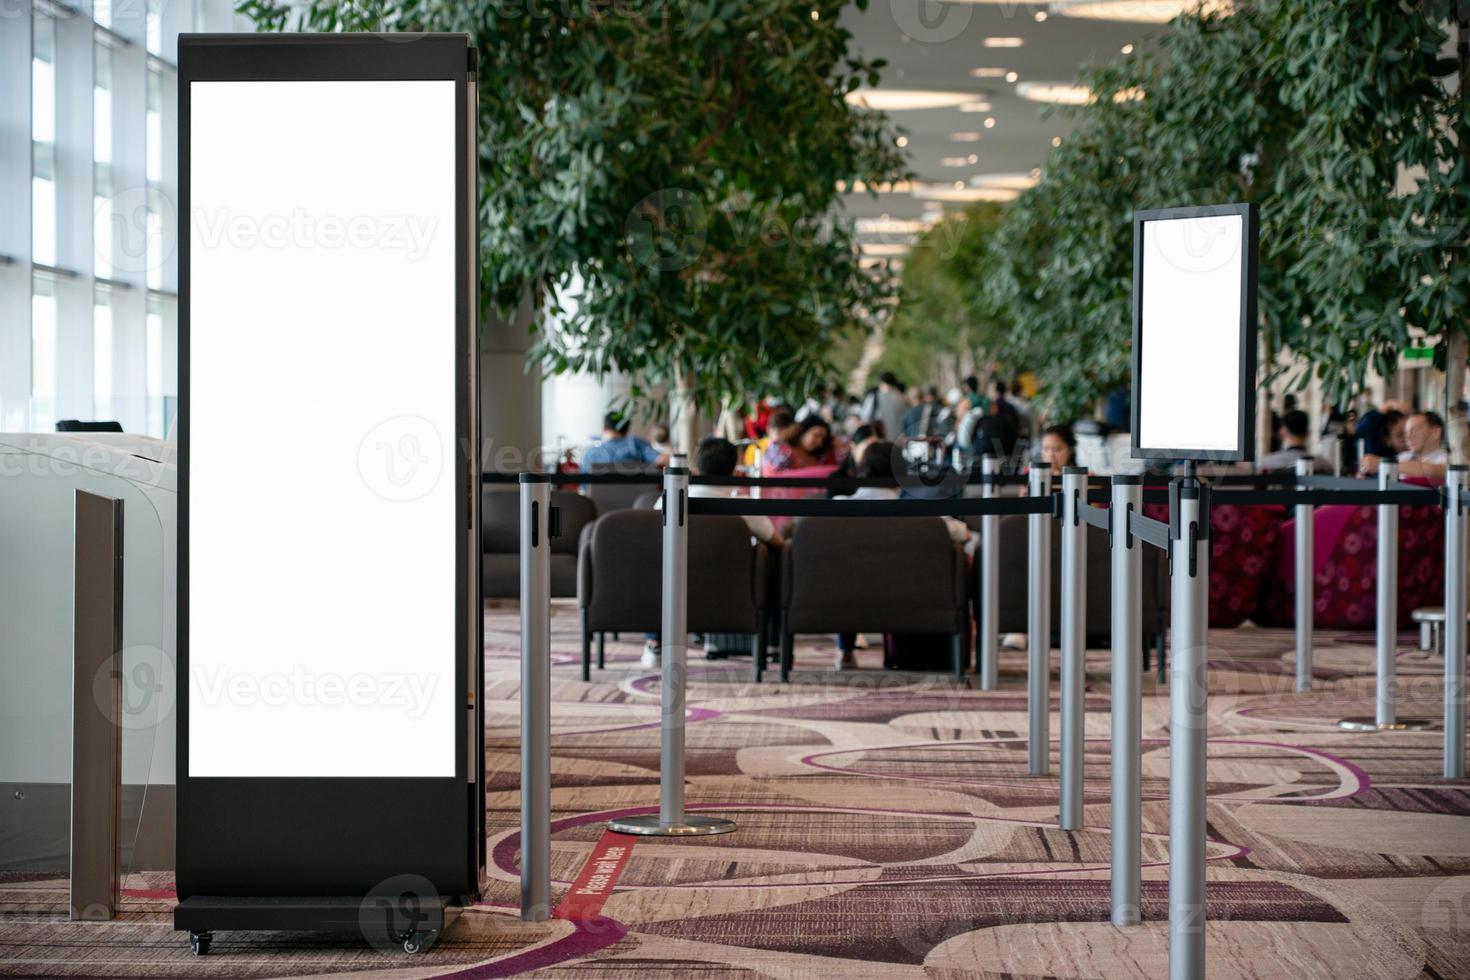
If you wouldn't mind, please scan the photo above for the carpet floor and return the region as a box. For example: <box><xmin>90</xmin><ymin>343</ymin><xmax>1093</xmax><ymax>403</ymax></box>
<box><xmin>2</xmin><ymin>604</ymin><xmax>1468</xmax><ymax>978</ymax></box>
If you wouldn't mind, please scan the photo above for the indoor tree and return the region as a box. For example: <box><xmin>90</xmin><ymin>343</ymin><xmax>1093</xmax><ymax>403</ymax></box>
<box><xmin>976</xmin><ymin>0</ymin><xmax>1467</xmax><ymax>452</ymax></box>
<box><xmin>238</xmin><ymin>0</ymin><xmax>909</xmax><ymax>436</ymax></box>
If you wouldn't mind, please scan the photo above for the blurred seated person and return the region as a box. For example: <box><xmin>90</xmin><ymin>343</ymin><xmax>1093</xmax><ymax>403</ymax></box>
<box><xmin>848</xmin><ymin>442</ymin><xmax>969</xmax><ymax>545</ymax></box>
<box><xmin>1358</xmin><ymin>408</ymin><xmax>1406</xmax><ymax>475</ymax></box>
<box><xmin>827</xmin><ymin>423</ymin><xmax>882</xmax><ymax>496</ymax></box>
<box><xmin>582</xmin><ymin>411</ymin><xmax>669</xmax><ymax>471</ymax></box>
<box><xmin>1258</xmin><ymin>409</ymin><xmax>1317</xmax><ymax>472</ymax></box>
<box><xmin>1039</xmin><ymin>423</ymin><xmax>1076</xmax><ymax>476</ymax></box>
<box><xmin>830</xmin><ymin>442</ymin><xmax>969</xmax><ymax>670</ymax></box>
<box><xmin>765</xmin><ymin>415</ymin><xmax>838</xmax><ymax>473</ymax></box>
<box><xmin>648</xmin><ymin>422</ymin><xmax>674</xmax><ymax>458</ymax></box>
<box><xmin>671</xmin><ymin>436</ymin><xmax>783</xmax><ymax>547</ymax></box>
<box><xmin>759</xmin><ymin>406</ymin><xmax>800</xmax><ymax>471</ymax></box>
<box><xmin>1396</xmin><ymin>410</ymin><xmax>1449</xmax><ymax>480</ymax></box>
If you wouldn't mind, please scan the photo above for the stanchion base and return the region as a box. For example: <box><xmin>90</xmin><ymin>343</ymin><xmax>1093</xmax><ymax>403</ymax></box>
<box><xmin>1335</xmin><ymin>716</ymin><xmax>1437</xmax><ymax>732</ymax></box>
<box><xmin>606</xmin><ymin>815</ymin><xmax>738</xmax><ymax>836</ymax></box>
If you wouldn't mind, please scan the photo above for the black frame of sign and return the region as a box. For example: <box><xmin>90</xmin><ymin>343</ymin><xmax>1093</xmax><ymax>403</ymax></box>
<box><xmin>1130</xmin><ymin>202</ymin><xmax>1259</xmax><ymax>464</ymax></box>
<box><xmin>174</xmin><ymin>33</ymin><xmax>483</xmax><ymax>949</ymax></box>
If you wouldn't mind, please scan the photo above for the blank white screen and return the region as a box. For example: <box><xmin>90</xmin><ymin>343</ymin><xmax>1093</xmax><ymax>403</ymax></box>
<box><xmin>188</xmin><ymin>80</ymin><xmax>457</xmax><ymax>778</ymax></box>
<box><xmin>1137</xmin><ymin>213</ymin><xmax>1245</xmax><ymax>455</ymax></box>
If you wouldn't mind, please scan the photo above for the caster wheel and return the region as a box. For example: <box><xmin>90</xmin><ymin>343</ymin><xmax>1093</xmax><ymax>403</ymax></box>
<box><xmin>188</xmin><ymin>930</ymin><xmax>212</xmax><ymax>956</ymax></box>
<box><xmin>402</xmin><ymin>932</ymin><xmax>426</xmax><ymax>954</ymax></box>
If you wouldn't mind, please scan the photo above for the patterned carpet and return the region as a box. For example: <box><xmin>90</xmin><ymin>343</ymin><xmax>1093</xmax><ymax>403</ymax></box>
<box><xmin>3</xmin><ymin>603</ymin><xmax>1468</xmax><ymax>978</ymax></box>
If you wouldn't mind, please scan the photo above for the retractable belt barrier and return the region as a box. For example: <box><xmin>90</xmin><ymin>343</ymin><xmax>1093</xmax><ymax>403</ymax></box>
<box><xmin>516</xmin><ymin>459</ymin><xmax>1470</xmax><ymax>972</ymax></box>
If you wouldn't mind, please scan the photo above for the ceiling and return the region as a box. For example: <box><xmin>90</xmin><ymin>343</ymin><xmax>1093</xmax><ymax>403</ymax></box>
<box><xmin>837</xmin><ymin>1</ymin><xmax>1171</xmax><ymax>263</ymax></box>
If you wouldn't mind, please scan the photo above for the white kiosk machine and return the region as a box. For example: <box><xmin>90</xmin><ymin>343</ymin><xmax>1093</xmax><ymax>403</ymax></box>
<box><xmin>174</xmin><ymin>34</ymin><xmax>483</xmax><ymax>954</ymax></box>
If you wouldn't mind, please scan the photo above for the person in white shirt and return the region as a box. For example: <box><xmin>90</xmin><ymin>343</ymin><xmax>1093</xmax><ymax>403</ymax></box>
<box><xmin>849</xmin><ymin>442</ymin><xmax>971</xmax><ymax>545</ymax></box>
<box><xmin>1398</xmin><ymin>410</ymin><xmax>1449</xmax><ymax>480</ymax></box>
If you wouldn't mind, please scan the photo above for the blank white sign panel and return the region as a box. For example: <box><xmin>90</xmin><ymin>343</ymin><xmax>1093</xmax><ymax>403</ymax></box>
<box><xmin>1137</xmin><ymin>213</ymin><xmax>1245</xmax><ymax>454</ymax></box>
<box><xmin>188</xmin><ymin>80</ymin><xmax>457</xmax><ymax>778</ymax></box>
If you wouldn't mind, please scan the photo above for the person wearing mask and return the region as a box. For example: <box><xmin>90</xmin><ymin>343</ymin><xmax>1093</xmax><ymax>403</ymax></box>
<box><xmin>1359</xmin><ymin>409</ymin><xmax>1406</xmax><ymax>475</ymax></box>
<box><xmin>1258</xmin><ymin>410</ymin><xmax>1316</xmax><ymax>472</ymax></box>
<box><xmin>1397</xmin><ymin>410</ymin><xmax>1449</xmax><ymax>480</ymax></box>
<box><xmin>582</xmin><ymin>412</ymin><xmax>669</xmax><ymax>471</ymax></box>
<box><xmin>1039</xmin><ymin>423</ymin><xmax>1076</xmax><ymax>476</ymax></box>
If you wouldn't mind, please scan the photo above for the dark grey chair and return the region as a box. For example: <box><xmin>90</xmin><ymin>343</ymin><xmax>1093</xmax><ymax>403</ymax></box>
<box><xmin>577</xmin><ymin>509</ymin><xmax>769</xmax><ymax>681</ymax></box>
<box><xmin>981</xmin><ymin>514</ymin><xmax>1169</xmax><ymax>670</ymax></box>
<box><xmin>632</xmin><ymin>490</ymin><xmax>663</xmax><ymax>509</ymax></box>
<box><xmin>779</xmin><ymin>517</ymin><xmax>969</xmax><ymax>681</ymax></box>
<box><xmin>482</xmin><ymin>489</ymin><xmax>597</xmax><ymax>599</ymax></box>
<box><xmin>583</xmin><ymin>463</ymin><xmax>663</xmax><ymax>513</ymax></box>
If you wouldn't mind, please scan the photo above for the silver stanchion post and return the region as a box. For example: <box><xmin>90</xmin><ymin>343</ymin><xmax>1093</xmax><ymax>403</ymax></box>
<box><xmin>1339</xmin><ymin>460</ymin><xmax>1432</xmax><ymax>731</ymax></box>
<box><xmin>1027</xmin><ymin>466</ymin><xmax>1053</xmax><ymax>776</ymax></box>
<box><xmin>1168</xmin><ymin>479</ymin><xmax>1208</xmax><ymax>980</ymax></box>
<box><xmin>519</xmin><ymin>475</ymin><xmax>552</xmax><ymax>920</ymax></box>
<box><xmin>979</xmin><ymin>455</ymin><xmax>1001</xmax><ymax>691</ymax></box>
<box><xmin>610</xmin><ymin>456</ymin><xmax>736</xmax><ymax>837</ymax></box>
<box><xmin>1294</xmin><ymin>457</ymin><xmax>1314</xmax><ymax>693</ymax></box>
<box><xmin>1059</xmin><ymin>466</ymin><xmax>1088</xmax><ymax>830</ymax></box>
<box><xmin>1109</xmin><ymin>475</ymin><xmax>1142</xmax><ymax>927</ymax></box>
<box><xmin>1446</xmin><ymin>465</ymin><xmax>1468</xmax><ymax>778</ymax></box>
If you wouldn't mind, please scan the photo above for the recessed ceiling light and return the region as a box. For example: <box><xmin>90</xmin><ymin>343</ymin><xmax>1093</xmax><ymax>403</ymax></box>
<box><xmin>959</xmin><ymin>101</ymin><xmax>993</xmax><ymax>113</ymax></box>
<box><xmin>1034</xmin><ymin>10</ymin><xmax>1048</xmax><ymax>20</ymax></box>
<box><xmin>1005</xmin><ymin>71</ymin><xmax>1020</xmax><ymax>83</ymax></box>
<box><xmin>984</xmin><ymin>117</ymin><xmax>996</xmax><ymax>128</ymax></box>
<box><xmin>1052</xmin><ymin>136</ymin><xmax>1063</xmax><ymax>147</ymax></box>
<box><xmin>984</xmin><ymin>37</ymin><xmax>1025</xmax><ymax>48</ymax></box>
<box><xmin>860</xmin><ymin>243</ymin><xmax>909</xmax><ymax>257</ymax></box>
<box><xmin>967</xmin><ymin>154</ymin><xmax>978</xmax><ymax>164</ymax></box>
<box><xmin>845</xmin><ymin>89</ymin><xmax>978</xmax><ymax>111</ymax></box>
<box><xmin>810</xmin><ymin>8</ymin><xmax>819</xmax><ymax>20</ymax></box>
<box><xmin>970</xmin><ymin>68</ymin><xmax>1008</xmax><ymax>78</ymax></box>
<box><xmin>1053</xmin><ymin>0</ymin><xmax>1232</xmax><ymax>23</ymax></box>
<box><xmin>1121</xmin><ymin>43</ymin><xmax>1135</xmax><ymax>54</ymax></box>
<box><xmin>896</xmin><ymin>136</ymin><xmax>909</xmax><ymax>147</ymax></box>
<box><xmin>1016</xmin><ymin>81</ymin><xmax>1093</xmax><ymax>105</ymax></box>
<box><xmin>940</xmin><ymin>157</ymin><xmax>972</xmax><ymax>167</ymax></box>
<box><xmin>951</xmin><ymin>131</ymin><xmax>982</xmax><ymax>141</ymax></box>
<box><xmin>953</xmin><ymin>181</ymin><xmax>965</xmax><ymax>189</ymax></box>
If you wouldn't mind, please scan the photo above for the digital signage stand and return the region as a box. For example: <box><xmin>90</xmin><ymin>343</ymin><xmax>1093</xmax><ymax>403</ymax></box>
<box><xmin>174</xmin><ymin>34</ymin><xmax>483</xmax><ymax>955</ymax></box>
<box><xmin>1129</xmin><ymin>201</ymin><xmax>1258</xmax><ymax>979</ymax></box>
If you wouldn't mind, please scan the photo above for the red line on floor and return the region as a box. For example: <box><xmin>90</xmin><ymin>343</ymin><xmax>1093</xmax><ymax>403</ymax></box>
<box><xmin>552</xmin><ymin>829</ymin><xmax>638</xmax><ymax>921</ymax></box>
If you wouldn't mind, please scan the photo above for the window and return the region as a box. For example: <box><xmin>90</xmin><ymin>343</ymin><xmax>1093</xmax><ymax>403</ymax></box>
<box><xmin>2</xmin><ymin>0</ymin><xmax>247</xmax><ymax>435</ymax></box>
<box><xmin>32</xmin><ymin>14</ymin><xmax>56</xmax><ymax>268</ymax></box>
<box><xmin>31</xmin><ymin>278</ymin><xmax>58</xmax><ymax>431</ymax></box>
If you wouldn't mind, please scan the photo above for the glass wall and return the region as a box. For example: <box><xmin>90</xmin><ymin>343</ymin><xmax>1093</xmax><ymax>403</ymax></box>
<box><xmin>0</xmin><ymin>0</ymin><xmax>253</xmax><ymax>437</ymax></box>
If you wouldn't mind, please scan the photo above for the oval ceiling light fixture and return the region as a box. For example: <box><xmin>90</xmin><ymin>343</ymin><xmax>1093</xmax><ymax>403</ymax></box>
<box><xmin>970</xmin><ymin>68</ymin><xmax>1009</xmax><ymax>78</ymax></box>
<box><xmin>844</xmin><ymin>88</ymin><xmax>977</xmax><ymax>111</ymax></box>
<box><xmin>860</xmin><ymin>243</ymin><xmax>910</xmax><ymax>257</ymax></box>
<box><xmin>959</xmin><ymin>101</ymin><xmax>993</xmax><ymax>113</ymax></box>
<box><xmin>1016</xmin><ymin>82</ymin><xmax>1148</xmax><ymax>105</ymax></box>
<box><xmin>1052</xmin><ymin>0</ymin><xmax>1232</xmax><ymax>23</ymax></box>
<box><xmin>1015</xmin><ymin>81</ymin><xmax>1093</xmax><ymax>105</ymax></box>
<box><xmin>940</xmin><ymin>156</ymin><xmax>973</xmax><ymax>167</ymax></box>
<box><xmin>983</xmin><ymin>37</ymin><xmax>1025</xmax><ymax>47</ymax></box>
<box><xmin>951</xmin><ymin>131</ymin><xmax>983</xmax><ymax>141</ymax></box>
